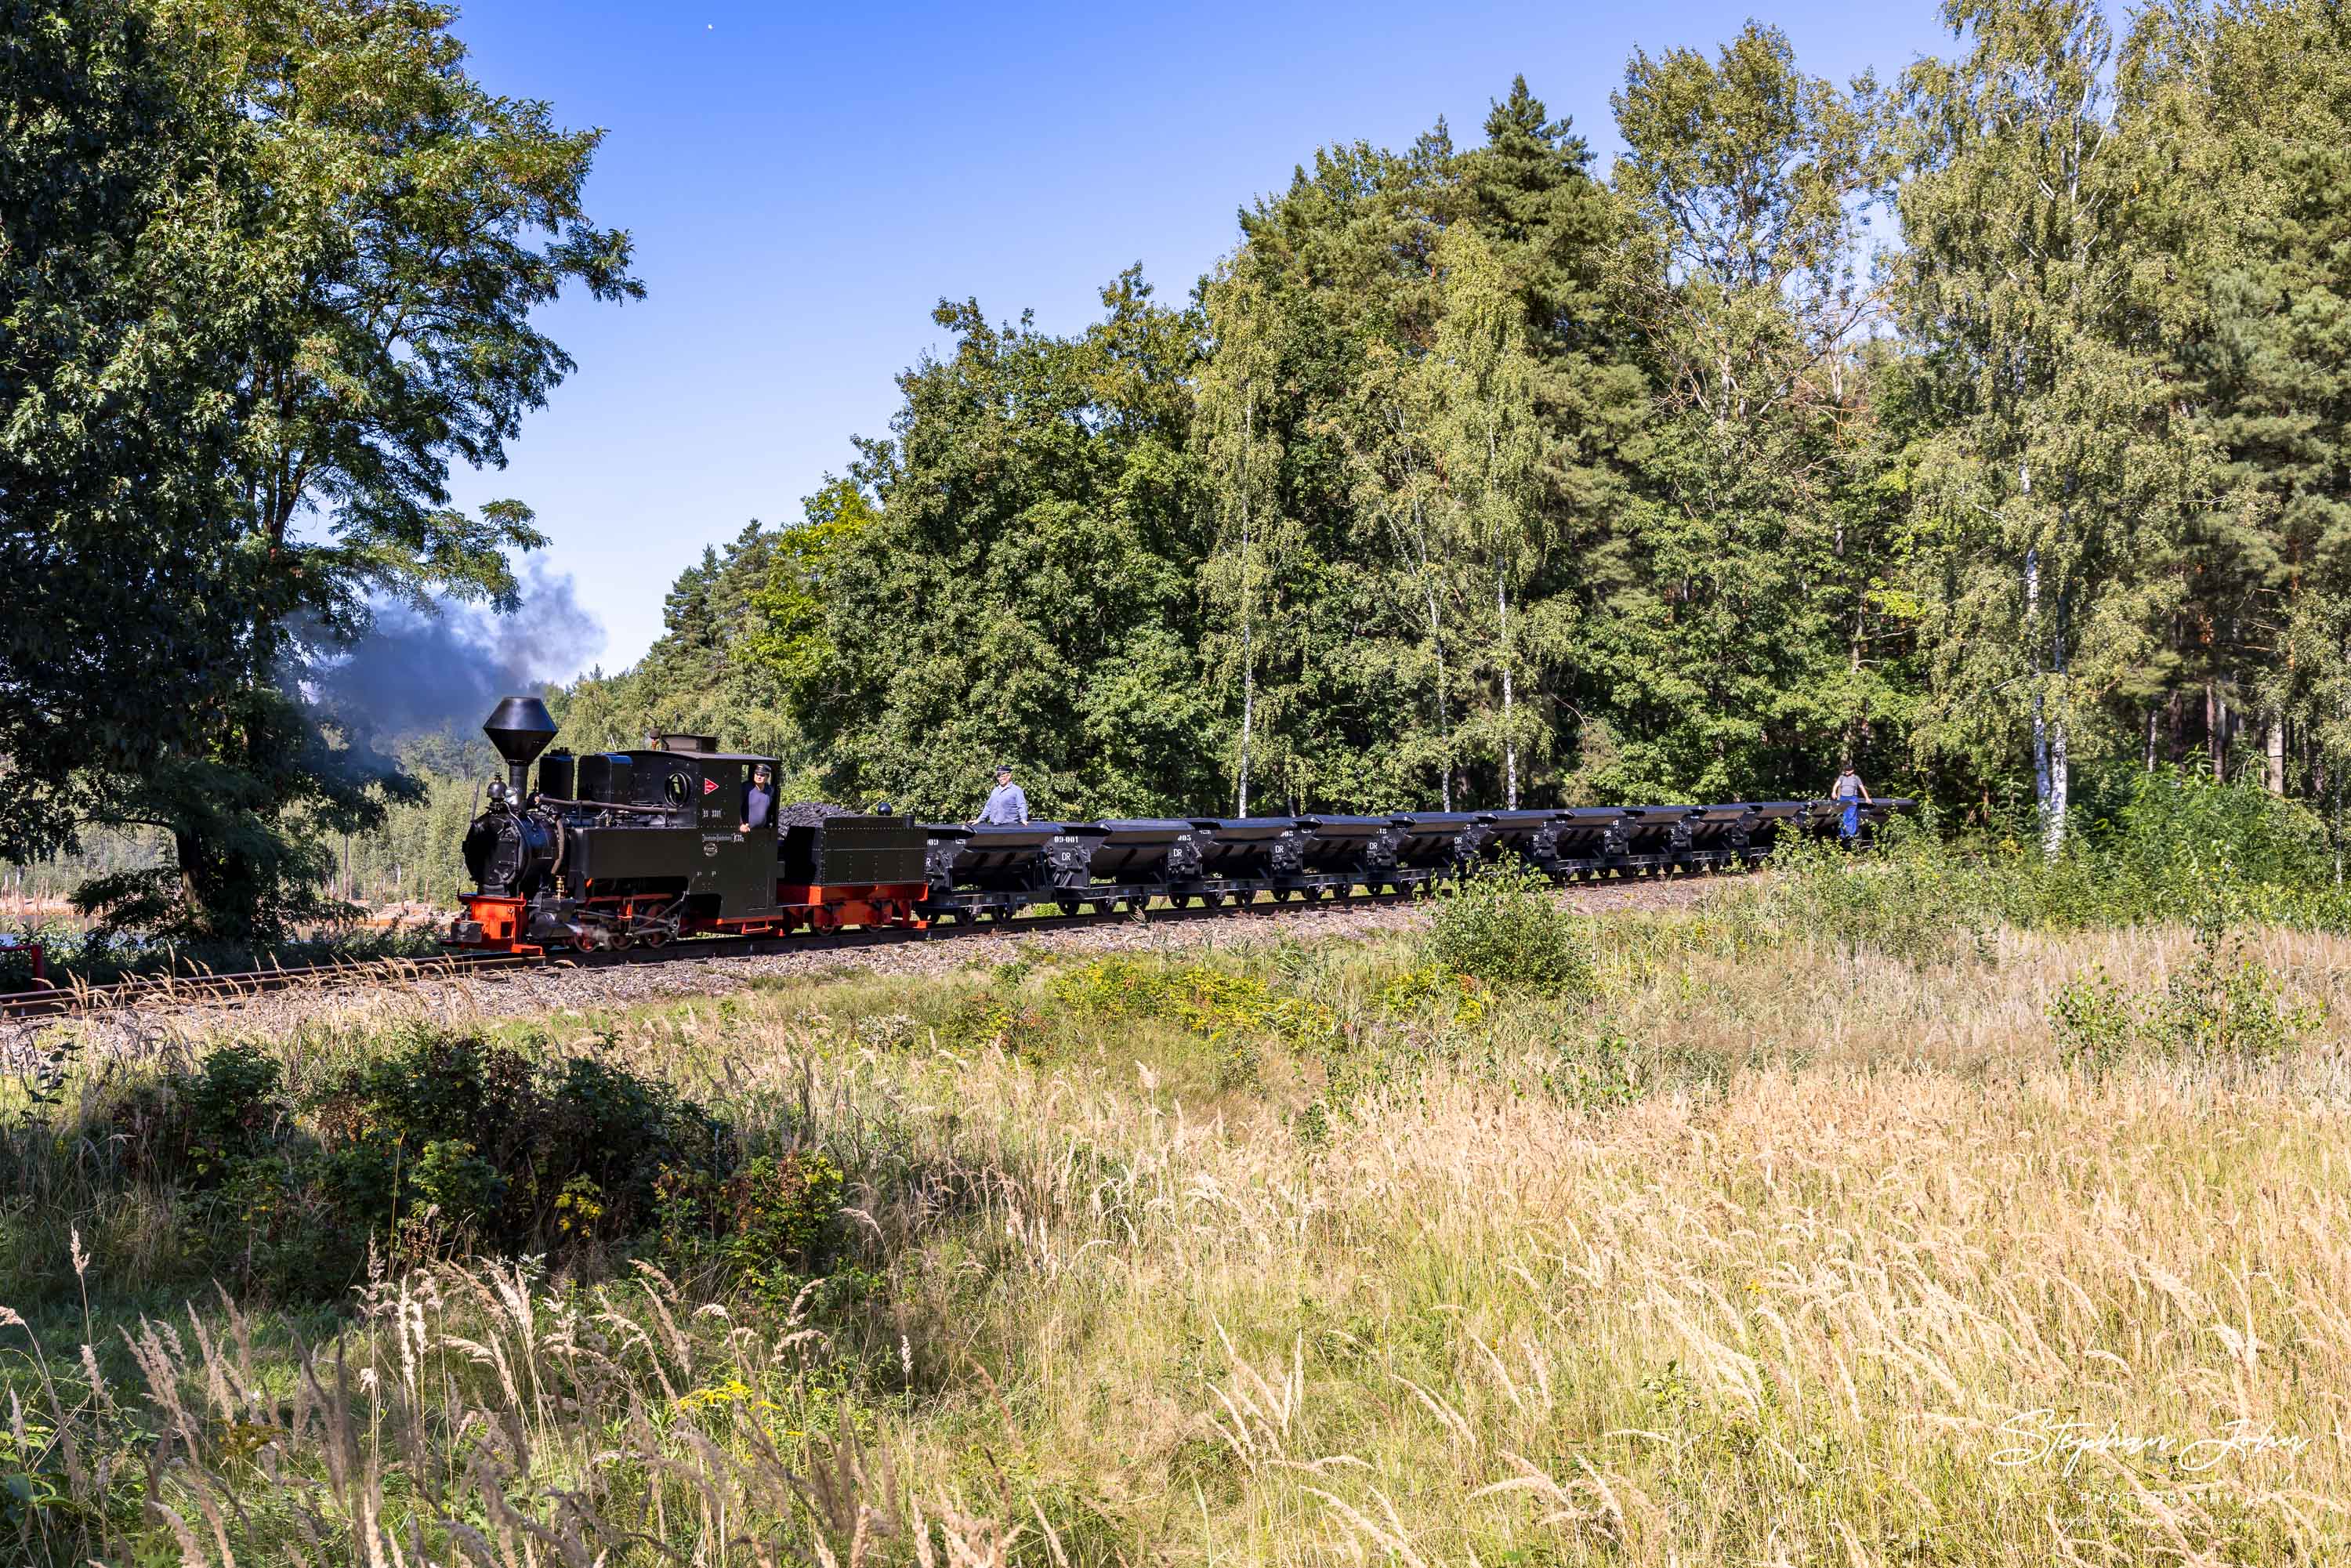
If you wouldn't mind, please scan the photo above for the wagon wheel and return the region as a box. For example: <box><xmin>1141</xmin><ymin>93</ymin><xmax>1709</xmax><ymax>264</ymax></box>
<box><xmin>1057</xmin><ymin>900</ymin><xmax>1082</xmax><ymax>918</ymax></box>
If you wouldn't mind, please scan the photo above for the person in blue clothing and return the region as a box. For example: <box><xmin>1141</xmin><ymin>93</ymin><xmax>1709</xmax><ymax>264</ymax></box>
<box><xmin>1831</xmin><ymin>762</ymin><xmax>1871</xmax><ymax>842</ymax></box>
<box><xmin>978</xmin><ymin>763</ymin><xmax>1029</xmax><ymax>824</ymax></box>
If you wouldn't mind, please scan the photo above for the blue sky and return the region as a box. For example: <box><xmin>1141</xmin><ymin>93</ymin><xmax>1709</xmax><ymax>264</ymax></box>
<box><xmin>441</xmin><ymin>0</ymin><xmax>1958</xmax><ymax>676</ymax></box>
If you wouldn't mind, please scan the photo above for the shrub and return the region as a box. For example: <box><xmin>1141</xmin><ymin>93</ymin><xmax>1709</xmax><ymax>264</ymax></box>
<box><xmin>938</xmin><ymin>988</ymin><xmax>1047</xmax><ymax>1055</ymax></box>
<box><xmin>117</xmin><ymin>1045</ymin><xmax>290</xmax><ymax>1186</ymax></box>
<box><xmin>309</xmin><ymin>1034</ymin><xmax>730</xmax><ymax>1258</ymax></box>
<box><xmin>1773</xmin><ymin>770</ymin><xmax>2351</xmax><ymax>952</ymax></box>
<box><xmin>2148</xmin><ymin>934</ymin><xmax>2321</xmax><ymax>1061</ymax></box>
<box><xmin>98</xmin><ymin>1032</ymin><xmax>734</xmax><ymax>1298</ymax></box>
<box><xmin>1425</xmin><ymin>863</ymin><xmax>1595</xmax><ymax>997</ymax></box>
<box><xmin>1051</xmin><ymin>958</ymin><xmax>1341</xmax><ymax>1048</ymax></box>
<box><xmin>2045</xmin><ymin>932</ymin><xmax>2324</xmax><ymax>1068</ymax></box>
<box><xmin>2049</xmin><ymin>969</ymin><xmax>2135</xmax><ymax>1073</ymax></box>
<box><xmin>1761</xmin><ymin>828</ymin><xmax>1994</xmax><ymax>965</ymax></box>
<box><xmin>1375</xmin><ymin>965</ymin><xmax>1487</xmax><ymax>1026</ymax></box>
<box><xmin>722</xmin><ymin>1150</ymin><xmax>846</xmax><ymax>1307</ymax></box>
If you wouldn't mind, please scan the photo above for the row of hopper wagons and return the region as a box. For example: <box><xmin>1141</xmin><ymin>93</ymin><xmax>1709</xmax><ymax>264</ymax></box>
<box><xmin>917</xmin><ymin>798</ymin><xmax>1909</xmax><ymax>924</ymax></box>
<box><xmin>446</xmin><ymin>702</ymin><xmax>1909</xmax><ymax>954</ymax></box>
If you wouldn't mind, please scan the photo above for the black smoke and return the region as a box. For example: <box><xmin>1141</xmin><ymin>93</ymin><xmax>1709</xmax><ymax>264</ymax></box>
<box><xmin>310</xmin><ymin>564</ymin><xmax>606</xmax><ymax>752</ymax></box>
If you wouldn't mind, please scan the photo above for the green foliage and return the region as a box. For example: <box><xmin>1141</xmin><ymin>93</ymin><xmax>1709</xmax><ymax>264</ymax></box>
<box><xmin>556</xmin><ymin>519</ymin><xmax>810</xmax><ymax>774</ymax></box>
<box><xmin>94</xmin><ymin>1033</ymin><xmax>732</xmax><ymax>1297</ymax></box>
<box><xmin>937</xmin><ymin>989</ymin><xmax>1048</xmax><ymax>1056</ymax></box>
<box><xmin>1538</xmin><ymin>1026</ymin><xmax>1643</xmax><ymax>1110</ymax></box>
<box><xmin>310</xmin><ymin>1036</ymin><xmax>730</xmax><ymax>1259</ymax></box>
<box><xmin>1051</xmin><ymin>958</ymin><xmax>1343</xmax><ymax>1051</ymax></box>
<box><xmin>2084</xmin><ymin>767</ymin><xmax>2341</xmax><ymax>922</ymax></box>
<box><xmin>25</xmin><ymin>0</ymin><xmax>2351</xmax><ymax>928</ymax></box>
<box><xmin>2048</xmin><ymin>969</ymin><xmax>2137</xmax><ymax>1073</ymax></box>
<box><xmin>0</xmin><ymin>0</ymin><xmax>263</xmax><ymax>860</ymax></box>
<box><xmin>1761</xmin><ymin>830</ymin><xmax>1997</xmax><ymax>965</ymax></box>
<box><xmin>1376</xmin><ymin>965</ymin><xmax>1491</xmax><ymax>1027</ymax></box>
<box><xmin>7</xmin><ymin>0</ymin><xmax>639</xmax><ymax>942</ymax></box>
<box><xmin>1765</xmin><ymin>772</ymin><xmax>2351</xmax><ymax>962</ymax></box>
<box><xmin>175</xmin><ymin>1045</ymin><xmax>285</xmax><ymax>1179</ymax></box>
<box><xmin>2050</xmin><ymin>932</ymin><xmax>2323</xmax><ymax>1069</ymax></box>
<box><xmin>1425</xmin><ymin>862</ymin><xmax>1596</xmax><ymax>996</ymax></box>
<box><xmin>720</xmin><ymin>1151</ymin><xmax>846</xmax><ymax>1307</ymax></box>
<box><xmin>776</xmin><ymin>275</ymin><xmax>1224</xmax><ymax>820</ymax></box>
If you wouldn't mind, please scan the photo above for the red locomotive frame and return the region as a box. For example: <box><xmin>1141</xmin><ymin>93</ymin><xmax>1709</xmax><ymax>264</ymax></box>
<box><xmin>456</xmin><ymin>880</ymin><xmax>930</xmax><ymax>955</ymax></box>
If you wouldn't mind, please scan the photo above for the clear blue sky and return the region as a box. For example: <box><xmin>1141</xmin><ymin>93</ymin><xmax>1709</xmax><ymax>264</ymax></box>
<box><xmin>441</xmin><ymin>0</ymin><xmax>1958</xmax><ymax>677</ymax></box>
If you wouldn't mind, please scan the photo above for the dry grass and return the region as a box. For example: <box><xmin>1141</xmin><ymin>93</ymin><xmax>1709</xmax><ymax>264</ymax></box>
<box><xmin>5</xmin><ymin>900</ymin><xmax>2349</xmax><ymax>1565</ymax></box>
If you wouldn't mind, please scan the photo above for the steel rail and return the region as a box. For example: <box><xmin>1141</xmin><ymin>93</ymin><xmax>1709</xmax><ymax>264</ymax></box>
<box><xmin>0</xmin><ymin>885</ymin><xmax>1429</xmax><ymax>1021</ymax></box>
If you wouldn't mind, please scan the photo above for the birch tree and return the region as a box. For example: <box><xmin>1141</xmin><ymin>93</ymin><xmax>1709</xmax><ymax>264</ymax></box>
<box><xmin>1898</xmin><ymin>0</ymin><xmax>2194</xmax><ymax>854</ymax></box>
<box><xmin>1420</xmin><ymin>226</ymin><xmax>1550</xmax><ymax>806</ymax></box>
<box><xmin>1197</xmin><ymin>264</ymin><xmax>1297</xmax><ymax>815</ymax></box>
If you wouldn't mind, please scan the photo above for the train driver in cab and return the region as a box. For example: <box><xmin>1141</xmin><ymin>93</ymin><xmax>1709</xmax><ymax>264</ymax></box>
<box><xmin>741</xmin><ymin>762</ymin><xmax>775</xmax><ymax>833</ymax></box>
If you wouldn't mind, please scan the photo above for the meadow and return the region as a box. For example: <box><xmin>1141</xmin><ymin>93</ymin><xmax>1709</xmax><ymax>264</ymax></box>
<box><xmin>3</xmin><ymin>846</ymin><xmax>2348</xmax><ymax>1566</ymax></box>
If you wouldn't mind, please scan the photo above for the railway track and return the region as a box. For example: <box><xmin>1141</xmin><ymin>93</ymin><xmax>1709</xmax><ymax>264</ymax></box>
<box><xmin>0</xmin><ymin>886</ymin><xmax>1421</xmax><ymax>1021</ymax></box>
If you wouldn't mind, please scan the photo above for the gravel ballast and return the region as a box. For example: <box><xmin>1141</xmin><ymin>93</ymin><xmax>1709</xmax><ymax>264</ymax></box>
<box><xmin>2</xmin><ymin>877</ymin><xmax>1730</xmax><ymax>1059</ymax></box>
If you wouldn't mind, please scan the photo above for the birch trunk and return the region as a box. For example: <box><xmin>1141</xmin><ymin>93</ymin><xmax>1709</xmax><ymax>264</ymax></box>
<box><xmin>2046</xmin><ymin>579</ymin><xmax>2069</xmax><ymax>857</ymax></box>
<box><xmin>1498</xmin><ymin>574</ymin><xmax>1516</xmax><ymax>809</ymax></box>
<box><xmin>2027</xmin><ymin>541</ymin><xmax>2052</xmax><ymax>844</ymax></box>
<box><xmin>2208</xmin><ymin>682</ymin><xmax>2226</xmax><ymax>782</ymax></box>
<box><xmin>1428</xmin><ymin>578</ymin><xmax>1451</xmax><ymax>812</ymax></box>
<box><xmin>1235</xmin><ymin>393</ymin><xmax>1255</xmax><ymax>818</ymax></box>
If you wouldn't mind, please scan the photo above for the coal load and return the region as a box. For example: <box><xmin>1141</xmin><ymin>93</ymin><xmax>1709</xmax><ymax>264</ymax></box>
<box><xmin>777</xmin><ymin>801</ymin><xmax>856</xmax><ymax>827</ymax></box>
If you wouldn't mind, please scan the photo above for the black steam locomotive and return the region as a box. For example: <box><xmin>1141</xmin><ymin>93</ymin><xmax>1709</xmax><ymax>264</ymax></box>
<box><xmin>450</xmin><ymin>696</ymin><xmax>1905</xmax><ymax>954</ymax></box>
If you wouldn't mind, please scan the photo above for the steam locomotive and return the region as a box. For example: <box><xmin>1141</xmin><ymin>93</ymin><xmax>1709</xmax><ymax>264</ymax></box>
<box><xmin>450</xmin><ymin>696</ymin><xmax>1906</xmax><ymax>954</ymax></box>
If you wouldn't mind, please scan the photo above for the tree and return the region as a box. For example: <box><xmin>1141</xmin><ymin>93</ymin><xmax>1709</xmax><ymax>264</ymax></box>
<box><xmin>1196</xmin><ymin>263</ymin><xmax>1305</xmax><ymax>815</ymax></box>
<box><xmin>1601</xmin><ymin>23</ymin><xmax>1906</xmax><ymax>802</ymax></box>
<box><xmin>2129</xmin><ymin>0</ymin><xmax>2351</xmax><ymax>795</ymax></box>
<box><xmin>79</xmin><ymin>0</ymin><xmax>639</xmax><ymax>940</ymax></box>
<box><xmin>766</xmin><ymin>273</ymin><xmax>1221</xmax><ymax>819</ymax></box>
<box><xmin>1197</xmin><ymin>131</ymin><xmax>1460</xmax><ymax>813</ymax></box>
<box><xmin>0</xmin><ymin>0</ymin><xmax>260</xmax><ymax>860</ymax></box>
<box><xmin>1897</xmin><ymin>0</ymin><xmax>2198</xmax><ymax>854</ymax></box>
<box><xmin>1418</xmin><ymin>225</ymin><xmax>1551</xmax><ymax>806</ymax></box>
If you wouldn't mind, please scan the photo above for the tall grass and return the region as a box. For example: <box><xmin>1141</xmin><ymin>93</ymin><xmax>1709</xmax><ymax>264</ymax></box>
<box><xmin>5</xmin><ymin>883</ymin><xmax>2349</xmax><ymax>1563</ymax></box>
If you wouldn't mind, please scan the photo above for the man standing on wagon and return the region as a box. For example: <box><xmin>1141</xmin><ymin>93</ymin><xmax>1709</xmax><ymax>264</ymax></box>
<box><xmin>978</xmin><ymin>762</ymin><xmax>1029</xmax><ymax>824</ymax></box>
<box><xmin>1831</xmin><ymin>762</ymin><xmax>1872</xmax><ymax>842</ymax></box>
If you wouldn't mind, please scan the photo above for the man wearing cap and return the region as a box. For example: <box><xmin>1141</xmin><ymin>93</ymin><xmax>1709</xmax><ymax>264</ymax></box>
<box><xmin>978</xmin><ymin>763</ymin><xmax>1029</xmax><ymax>824</ymax></box>
<box><xmin>740</xmin><ymin>762</ymin><xmax>775</xmax><ymax>833</ymax></box>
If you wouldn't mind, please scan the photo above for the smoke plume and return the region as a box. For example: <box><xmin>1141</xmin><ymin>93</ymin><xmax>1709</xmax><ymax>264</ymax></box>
<box><xmin>311</xmin><ymin>564</ymin><xmax>606</xmax><ymax>750</ymax></box>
